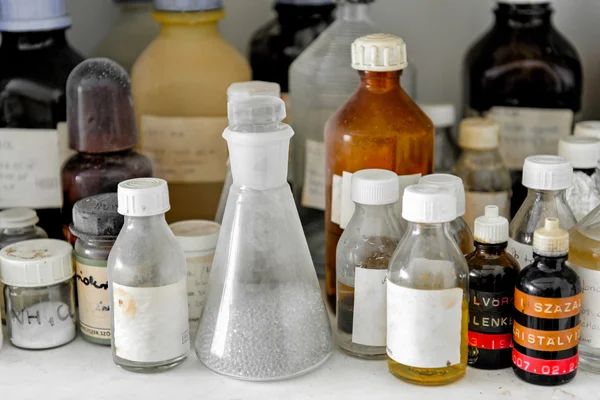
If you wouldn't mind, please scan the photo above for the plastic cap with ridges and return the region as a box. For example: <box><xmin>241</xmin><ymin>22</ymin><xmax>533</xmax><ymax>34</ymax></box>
<box><xmin>402</xmin><ymin>184</ymin><xmax>457</xmax><ymax>223</ymax></box>
<box><xmin>118</xmin><ymin>178</ymin><xmax>170</xmax><ymax>217</ymax></box>
<box><xmin>153</xmin><ymin>0</ymin><xmax>222</xmax><ymax>11</ymax></box>
<box><xmin>558</xmin><ymin>136</ymin><xmax>599</xmax><ymax>169</ymax></box>
<box><xmin>533</xmin><ymin>218</ymin><xmax>569</xmax><ymax>256</ymax></box>
<box><xmin>0</xmin><ymin>0</ymin><xmax>71</xmax><ymax>31</ymax></box>
<box><xmin>0</xmin><ymin>208</ymin><xmax>39</xmax><ymax>229</ymax></box>
<box><xmin>418</xmin><ymin>103</ymin><xmax>456</xmax><ymax>128</ymax></box>
<box><xmin>0</xmin><ymin>239</ymin><xmax>73</xmax><ymax>287</ymax></box>
<box><xmin>522</xmin><ymin>155</ymin><xmax>572</xmax><ymax>190</ymax></box>
<box><xmin>351</xmin><ymin>169</ymin><xmax>399</xmax><ymax>205</ymax></box>
<box><xmin>474</xmin><ymin>205</ymin><xmax>509</xmax><ymax>244</ymax></box>
<box><xmin>228</xmin><ymin>96</ymin><xmax>286</xmax><ymax>126</ymax></box>
<box><xmin>418</xmin><ymin>174</ymin><xmax>466</xmax><ymax>217</ymax></box>
<box><xmin>170</xmin><ymin>220</ymin><xmax>220</xmax><ymax>252</ymax></box>
<box><xmin>574</xmin><ymin>121</ymin><xmax>600</xmax><ymax>140</ymax></box>
<box><xmin>351</xmin><ymin>33</ymin><xmax>408</xmax><ymax>72</ymax></box>
<box><xmin>227</xmin><ymin>81</ymin><xmax>281</xmax><ymax>103</ymax></box>
<box><xmin>459</xmin><ymin>118</ymin><xmax>500</xmax><ymax>150</ymax></box>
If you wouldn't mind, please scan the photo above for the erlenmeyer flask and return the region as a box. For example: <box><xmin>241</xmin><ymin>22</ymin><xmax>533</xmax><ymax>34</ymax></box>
<box><xmin>195</xmin><ymin>96</ymin><xmax>332</xmax><ymax>381</ymax></box>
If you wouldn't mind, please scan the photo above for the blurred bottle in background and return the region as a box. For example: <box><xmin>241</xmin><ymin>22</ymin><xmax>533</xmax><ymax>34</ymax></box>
<box><xmin>419</xmin><ymin>103</ymin><xmax>459</xmax><ymax>173</ymax></box>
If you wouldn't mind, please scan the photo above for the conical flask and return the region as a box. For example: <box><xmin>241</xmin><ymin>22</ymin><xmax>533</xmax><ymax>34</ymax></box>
<box><xmin>195</xmin><ymin>96</ymin><xmax>332</xmax><ymax>381</ymax></box>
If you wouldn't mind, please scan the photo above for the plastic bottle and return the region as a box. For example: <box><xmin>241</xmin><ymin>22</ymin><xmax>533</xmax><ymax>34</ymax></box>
<box><xmin>508</xmin><ymin>155</ymin><xmax>576</xmax><ymax>269</ymax></box>
<box><xmin>453</xmin><ymin>117</ymin><xmax>512</xmax><ymax>231</ymax></box>
<box><xmin>195</xmin><ymin>96</ymin><xmax>332</xmax><ymax>381</ymax></box>
<box><xmin>513</xmin><ymin>218</ymin><xmax>581</xmax><ymax>385</ymax></box>
<box><xmin>131</xmin><ymin>0</ymin><xmax>251</xmax><ymax>223</ymax></box>
<box><xmin>387</xmin><ymin>185</ymin><xmax>468</xmax><ymax>385</ymax></box>
<box><xmin>467</xmin><ymin>205</ymin><xmax>519</xmax><ymax>370</ymax></box>
<box><xmin>419</xmin><ymin>103</ymin><xmax>459</xmax><ymax>173</ymax></box>
<box><xmin>336</xmin><ymin>169</ymin><xmax>402</xmax><ymax>359</ymax></box>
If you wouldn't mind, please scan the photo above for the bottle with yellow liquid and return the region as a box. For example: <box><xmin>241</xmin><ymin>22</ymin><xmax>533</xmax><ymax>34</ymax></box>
<box><xmin>387</xmin><ymin>184</ymin><xmax>469</xmax><ymax>386</ymax></box>
<box><xmin>131</xmin><ymin>0</ymin><xmax>251</xmax><ymax>223</ymax></box>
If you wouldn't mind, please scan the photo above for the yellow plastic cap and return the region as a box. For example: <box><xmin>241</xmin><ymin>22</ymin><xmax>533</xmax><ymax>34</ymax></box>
<box><xmin>458</xmin><ymin>117</ymin><xmax>500</xmax><ymax>150</ymax></box>
<box><xmin>533</xmin><ymin>218</ymin><xmax>569</xmax><ymax>256</ymax></box>
<box><xmin>351</xmin><ymin>33</ymin><xmax>408</xmax><ymax>72</ymax></box>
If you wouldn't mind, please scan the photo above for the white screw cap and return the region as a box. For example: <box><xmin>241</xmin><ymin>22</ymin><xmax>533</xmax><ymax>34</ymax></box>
<box><xmin>117</xmin><ymin>178</ymin><xmax>170</xmax><ymax>217</ymax></box>
<box><xmin>574</xmin><ymin>121</ymin><xmax>600</xmax><ymax>139</ymax></box>
<box><xmin>227</xmin><ymin>81</ymin><xmax>281</xmax><ymax>103</ymax></box>
<box><xmin>459</xmin><ymin>118</ymin><xmax>500</xmax><ymax>150</ymax></box>
<box><xmin>0</xmin><ymin>0</ymin><xmax>71</xmax><ymax>32</ymax></box>
<box><xmin>0</xmin><ymin>208</ymin><xmax>39</xmax><ymax>229</ymax></box>
<box><xmin>419</xmin><ymin>174</ymin><xmax>466</xmax><ymax>217</ymax></box>
<box><xmin>402</xmin><ymin>184</ymin><xmax>457</xmax><ymax>223</ymax></box>
<box><xmin>351</xmin><ymin>169</ymin><xmax>399</xmax><ymax>206</ymax></box>
<box><xmin>419</xmin><ymin>103</ymin><xmax>456</xmax><ymax>128</ymax></box>
<box><xmin>533</xmin><ymin>217</ymin><xmax>569</xmax><ymax>256</ymax></box>
<box><xmin>170</xmin><ymin>220</ymin><xmax>220</xmax><ymax>253</ymax></box>
<box><xmin>228</xmin><ymin>96</ymin><xmax>286</xmax><ymax>126</ymax></box>
<box><xmin>558</xmin><ymin>136</ymin><xmax>599</xmax><ymax>169</ymax></box>
<box><xmin>351</xmin><ymin>33</ymin><xmax>408</xmax><ymax>72</ymax></box>
<box><xmin>474</xmin><ymin>205</ymin><xmax>509</xmax><ymax>244</ymax></box>
<box><xmin>0</xmin><ymin>239</ymin><xmax>73</xmax><ymax>287</ymax></box>
<box><xmin>522</xmin><ymin>155</ymin><xmax>572</xmax><ymax>190</ymax></box>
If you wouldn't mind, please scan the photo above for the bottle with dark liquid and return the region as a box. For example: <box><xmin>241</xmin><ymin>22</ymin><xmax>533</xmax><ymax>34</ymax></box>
<box><xmin>464</xmin><ymin>0</ymin><xmax>583</xmax><ymax>216</ymax></box>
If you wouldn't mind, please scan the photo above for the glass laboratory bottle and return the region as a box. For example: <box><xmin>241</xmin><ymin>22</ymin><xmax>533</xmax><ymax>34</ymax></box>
<box><xmin>108</xmin><ymin>178</ymin><xmax>189</xmax><ymax>372</ymax></box>
<box><xmin>0</xmin><ymin>0</ymin><xmax>84</xmax><ymax>239</ymax></box>
<box><xmin>387</xmin><ymin>185</ymin><xmax>468</xmax><ymax>386</ymax></box>
<box><xmin>324</xmin><ymin>33</ymin><xmax>433</xmax><ymax>308</ymax></box>
<box><xmin>336</xmin><ymin>169</ymin><xmax>402</xmax><ymax>359</ymax></box>
<box><xmin>195</xmin><ymin>96</ymin><xmax>332</xmax><ymax>381</ymax></box>
<box><xmin>558</xmin><ymin>136</ymin><xmax>600</xmax><ymax>221</ymax></box>
<box><xmin>419</xmin><ymin>174</ymin><xmax>474</xmax><ymax>255</ymax></box>
<box><xmin>453</xmin><ymin>118</ymin><xmax>512</xmax><ymax>231</ymax></box>
<box><xmin>508</xmin><ymin>155</ymin><xmax>576</xmax><ymax>269</ymax></box>
<box><xmin>131</xmin><ymin>0</ymin><xmax>251</xmax><ymax>224</ymax></box>
<box><xmin>513</xmin><ymin>218</ymin><xmax>581</xmax><ymax>385</ymax></box>
<box><xmin>62</xmin><ymin>59</ymin><xmax>152</xmax><ymax>244</ymax></box>
<box><xmin>91</xmin><ymin>0</ymin><xmax>159</xmax><ymax>73</ymax></box>
<box><xmin>464</xmin><ymin>0</ymin><xmax>583</xmax><ymax>216</ymax></box>
<box><xmin>419</xmin><ymin>103</ymin><xmax>459</xmax><ymax>173</ymax></box>
<box><xmin>467</xmin><ymin>205</ymin><xmax>519</xmax><ymax>370</ymax></box>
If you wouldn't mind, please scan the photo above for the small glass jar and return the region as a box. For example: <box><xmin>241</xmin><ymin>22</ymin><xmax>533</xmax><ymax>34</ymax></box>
<box><xmin>0</xmin><ymin>239</ymin><xmax>76</xmax><ymax>349</ymax></box>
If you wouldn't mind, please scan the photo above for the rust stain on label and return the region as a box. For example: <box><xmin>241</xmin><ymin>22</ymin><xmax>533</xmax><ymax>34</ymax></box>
<box><xmin>115</xmin><ymin>287</ymin><xmax>137</xmax><ymax>319</ymax></box>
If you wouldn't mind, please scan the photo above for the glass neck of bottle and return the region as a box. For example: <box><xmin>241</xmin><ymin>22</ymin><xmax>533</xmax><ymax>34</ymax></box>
<box><xmin>78</xmin><ymin>236</ymin><xmax>117</xmax><ymax>249</ymax></box>
<box><xmin>533</xmin><ymin>253</ymin><xmax>568</xmax><ymax>271</ymax></box>
<box><xmin>475</xmin><ymin>241</ymin><xmax>507</xmax><ymax>256</ymax></box>
<box><xmin>0</xmin><ymin>225</ymin><xmax>35</xmax><ymax>236</ymax></box>
<box><xmin>526</xmin><ymin>188</ymin><xmax>568</xmax><ymax>206</ymax></box>
<box><xmin>123</xmin><ymin>214</ymin><xmax>167</xmax><ymax>232</ymax></box>
<box><xmin>155</xmin><ymin>10</ymin><xmax>222</xmax><ymax>38</ymax></box>
<box><xmin>337</xmin><ymin>3</ymin><xmax>371</xmax><ymax>22</ymax></box>
<box><xmin>495</xmin><ymin>3</ymin><xmax>552</xmax><ymax>28</ymax></box>
<box><xmin>407</xmin><ymin>221</ymin><xmax>449</xmax><ymax>239</ymax></box>
<box><xmin>0</xmin><ymin>29</ymin><xmax>68</xmax><ymax>51</ymax></box>
<box><xmin>355</xmin><ymin>203</ymin><xmax>395</xmax><ymax>218</ymax></box>
<box><xmin>359</xmin><ymin>70</ymin><xmax>402</xmax><ymax>92</ymax></box>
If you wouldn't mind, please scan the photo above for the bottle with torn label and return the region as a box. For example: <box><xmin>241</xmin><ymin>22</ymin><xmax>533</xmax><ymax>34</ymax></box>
<box><xmin>387</xmin><ymin>185</ymin><xmax>468</xmax><ymax>386</ymax></box>
<box><xmin>513</xmin><ymin>218</ymin><xmax>581</xmax><ymax>385</ymax></box>
<box><xmin>131</xmin><ymin>0</ymin><xmax>251</xmax><ymax>224</ymax></box>
<box><xmin>336</xmin><ymin>169</ymin><xmax>402</xmax><ymax>359</ymax></box>
<box><xmin>108</xmin><ymin>178</ymin><xmax>189</xmax><ymax>372</ymax></box>
<box><xmin>464</xmin><ymin>0</ymin><xmax>583</xmax><ymax>216</ymax></box>
<box><xmin>324</xmin><ymin>33</ymin><xmax>433</xmax><ymax>309</ymax></box>
<box><xmin>558</xmin><ymin>136</ymin><xmax>600</xmax><ymax>221</ymax></box>
<box><xmin>509</xmin><ymin>155</ymin><xmax>576</xmax><ymax>270</ymax></box>
<box><xmin>195</xmin><ymin>96</ymin><xmax>331</xmax><ymax>381</ymax></box>
<box><xmin>419</xmin><ymin>174</ymin><xmax>474</xmax><ymax>255</ymax></box>
<box><xmin>453</xmin><ymin>117</ymin><xmax>511</xmax><ymax>232</ymax></box>
<box><xmin>467</xmin><ymin>205</ymin><xmax>519</xmax><ymax>369</ymax></box>
<box><xmin>419</xmin><ymin>103</ymin><xmax>460</xmax><ymax>174</ymax></box>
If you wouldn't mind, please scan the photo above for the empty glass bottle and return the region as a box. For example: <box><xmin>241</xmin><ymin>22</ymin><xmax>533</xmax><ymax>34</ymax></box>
<box><xmin>419</xmin><ymin>103</ymin><xmax>459</xmax><ymax>173</ymax></box>
<box><xmin>195</xmin><ymin>96</ymin><xmax>332</xmax><ymax>381</ymax></box>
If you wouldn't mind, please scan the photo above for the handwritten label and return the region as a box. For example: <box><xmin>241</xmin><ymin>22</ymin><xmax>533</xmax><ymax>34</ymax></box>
<box><xmin>571</xmin><ymin>264</ymin><xmax>600</xmax><ymax>348</ymax></box>
<box><xmin>186</xmin><ymin>253</ymin><xmax>213</xmax><ymax>322</ymax></box>
<box><xmin>75</xmin><ymin>258</ymin><xmax>111</xmax><ymax>341</ymax></box>
<box><xmin>507</xmin><ymin>238</ymin><xmax>534</xmax><ymax>270</ymax></box>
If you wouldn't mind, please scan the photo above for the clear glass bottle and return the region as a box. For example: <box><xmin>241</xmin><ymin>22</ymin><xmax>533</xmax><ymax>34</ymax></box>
<box><xmin>195</xmin><ymin>96</ymin><xmax>332</xmax><ymax>381</ymax></box>
<box><xmin>575</xmin><ymin>122</ymin><xmax>600</xmax><ymax>193</ymax></box>
<box><xmin>387</xmin><ymin>184</ymin><xmax>468</xmax><ymax>386</ymax></box>
<box><xmin>419</xmin><ymin>103</ymin><xmax>459</xmax><ymax>173</ymax></box>
<box><xmin>558</xmin><ymin>136</ymin><xmax>600</xmax><ymax>221</ymax></box>
<box><xmin>336</xmin><ymin>169</ymin><xmax>402</xmax><ymax>359</ymax></box>
<box><xmin>419</xmin><ymin>174</ymin><xmax>474</xmax><ymax>255</ymax></box>
<box><xmin>453</xmin><ymin>117</ymin><xmax>512</xmax><ymax>231</ymax></box>
<box><xmin>108</xmin><ymin>178</ymin><xmax>189</xmax><ymax>372</ymax></box>
<box><xmin>508</xmin><ymin>155</ymin><xmax>576</xmax><ymax>270</ymax></box>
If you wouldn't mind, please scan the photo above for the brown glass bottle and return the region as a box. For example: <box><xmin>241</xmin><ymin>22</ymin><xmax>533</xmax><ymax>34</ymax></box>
<box><xmin>325</xmin><ymin>34</ymin><xmax>434</xmax><ymax>308</ymax></box>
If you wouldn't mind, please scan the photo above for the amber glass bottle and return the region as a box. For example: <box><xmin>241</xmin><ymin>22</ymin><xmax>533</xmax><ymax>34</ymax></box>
<box><xmin>325</xmin><ymin>34</ymin><xmax>434</xmax><ymax>307</ymax></box>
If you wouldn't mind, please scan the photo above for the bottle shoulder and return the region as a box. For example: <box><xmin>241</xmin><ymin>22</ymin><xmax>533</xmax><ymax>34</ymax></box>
<box><xmin>516</xmin><ymin>261</ymin><xmax>581</xmax><ymax>298</ymax></box>
<box><xmin>467</xmin><ymin>251</ymin><xmax>520</xmax><ymax>290</ymax></box>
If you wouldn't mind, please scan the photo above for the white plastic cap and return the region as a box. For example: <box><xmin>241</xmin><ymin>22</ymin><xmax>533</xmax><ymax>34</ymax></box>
<box><xmin>533</xmin><ymin>218</ymin><xmax>568</xmax><ymax>256</ymax></box>
<box><xmin>0</xmin><ymin>208</ymin><xmax>39</xmax><ymax>229</ymax></box>
<box><xmin>0</xmin><ymin>239</ymin><xmax>73</xmax><ymax>287</ymax></box>
<box><xmin>117</xmin><ymin>178</ymin><xmax>171</xmax><ymax>217</ymax></box>
<box><xmin>0</xmin><ymin>0</ymin><xmax>72</xmax><ymax>32</ymax></box>
<box><xmin>351</xmin><ymin>169</ymin><xmax>399</xmax><ymax>205</ymax></box>
<box><xmin>474</xmin><ymin>205</ymin><xmax>509</xmax><ymax>244</ymax></box>
<box><xmin>459</xmin><ymin>118</ymin><xmax>500</xmax><ymax>150</ymax></box>
<box><xmin>402</xmin><ymin>184</ymin><xmax>457</xmax><ymax>224</ymax></box>
<box><xmin>227</xmin><ymin>81</ymin><xmax>281</xmax><ymax>103</ymax></box>
<box><xmin>170</xmin><ymin>220</ymin><xmax>220</xmax><ymax>252</ymax></box>
<box><xmin>419</xmin><ymin>103</ymin><xmax>456</xmax><ymax>128</ymax></box>
<box><xmin>418</xmin><ymin>174</ymin><xmax>466</xmax><ymax>217</ymax></box>
<box><xmin>351</xmin><ymin>33</ymin><xmax>408</xmax><ymax>72</ymax></box>
<box><xmin>228</xmin><ymin>95</ymin><xmax>286</xmax><ymax>126</ymax></box>
<box><xmin>574</xmin><ymin>121</ymin><xmax>600</xmax><ymax>140</ymax></box>
<box><xmin>558</xmin><ymin>136</ymin><xmax>599</xmax><ymax>169</ymax></box>
<box><xmin>522</xmin><ymin>155</ymin><xmax>572</xmax><ymax>190</ymax></box>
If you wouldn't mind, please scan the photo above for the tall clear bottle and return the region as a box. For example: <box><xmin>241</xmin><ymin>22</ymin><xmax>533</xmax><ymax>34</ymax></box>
<box><xmin>195</xmin><ymin>96</ymin><xmax>332</xmax><ymax>381</ymax></box>
<box><xmin>508</xmin><ymin>155</ymin><xmax>576</xmax><ymax>269</ymax></box>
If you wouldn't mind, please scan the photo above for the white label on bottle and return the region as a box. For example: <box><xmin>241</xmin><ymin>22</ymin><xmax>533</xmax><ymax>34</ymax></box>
<box><xmin>75</xmin><ymin>259</ymin><xmax>110</xmax><ymax>340</ymax></box>
<box><xmin>331</xmin><ymin>174</ymin><xmax>342</xmax><ymax>225</ymax></box>
<box><xmin>301</xmin><ymin>139</ymin><xmax>326</xmax><ymax>211</ymax></box>
<box><xmin>186</xmin><ymin>254</ymin><xmax>213</xmax><ymax>322</ymax></box>
<box><xmin>570</xmin><ymin>264</ymin><xmax>600</xmax><ymax>348</ymax></box>
<box><xmin>352</xmin><ymin>268</ymin><xmax>387</xmax><ymax>347</ymax></box>
<box><xmin>387</xmin><ymin>282</ymin><xmax>462</xmax><ymax>368</ymax></box>
<box><xmin>488</xmin><ymin>107</ymin><xmax>573</xmax><ymax>170</ymax></box>
<box><xmin>140</xmin><ymin>115</ymin><xmax>228</xmax><ymax>183</ymax></box>
<box><xmin>113</xmin><ymin>280</ymin><xmax>190</xmax><ymax>363</ymax></box>
<box><xmin>56</xmin><ymin>122</ymin><xmax>76</xmax><ymax>167</ymax></box>
<box><xmin>464</xmin><ymin>191</ymin><xmax>511</xmax><ymax>232</ymax></box>
<box><xmin>507</xmin><ymin>238</ymin><xmax>534</xmax><ymax>269</ymax></box>
<box><xmin>0</xmin><ymin>128</ymin><xmax>62</xmax><ymax>208</ymax></box>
